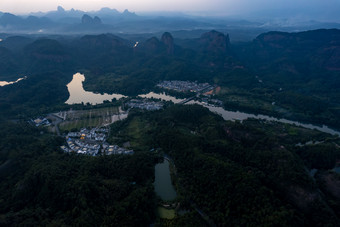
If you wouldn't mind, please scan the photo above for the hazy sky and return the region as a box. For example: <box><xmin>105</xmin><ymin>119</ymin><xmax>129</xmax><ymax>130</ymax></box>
<box><xmin>1</xmin><ymin>0</ymin><xmax>340</xmax><ymax>20</ymax></box>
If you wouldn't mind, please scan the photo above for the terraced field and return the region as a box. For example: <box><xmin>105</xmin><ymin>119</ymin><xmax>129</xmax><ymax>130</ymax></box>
<box><xmin>58</xmin><ymin>106</ymin><xmax>127</xmax><ymax>132</ymax></box>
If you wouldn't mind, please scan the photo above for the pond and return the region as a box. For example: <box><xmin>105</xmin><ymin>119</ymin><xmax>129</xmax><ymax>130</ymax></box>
<box><xmin>65</xmin><ymin>73</ymin><xmax>126</xmax><ymax>105</ymax></box>
<box><xmin>0</xmin><ymin>77</ymin><xmax>26</xmax><ymax>87</ymax></box>
<box><xmin>154</xmin><ymin>159</ymin><xmax>177</xmax><ymax>201</ymax></box>
<box><xmin>140</xmin><ymin>92</ymin><xmax>340</xmax><ymax>136</ymax></box>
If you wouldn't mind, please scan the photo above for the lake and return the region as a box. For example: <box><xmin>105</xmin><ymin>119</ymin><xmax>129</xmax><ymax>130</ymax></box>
<box><xmin>154</xmin><ymin>159</ymin><xmax>177</xmax><ymax>201</ymax></box>
<box><xmin>140</xmin><ymin>92</ymin><xmax>340</xmax><ymax>136</ymax></box>
<box><xmin>65</xmin><ymin>73</ymin><xmax>126</xmax><ymax>105</ymax></box>
<box><xmin>0</xmin><ymin>77</ymin><xmax>26</xmax><ymax>87</ymax></box>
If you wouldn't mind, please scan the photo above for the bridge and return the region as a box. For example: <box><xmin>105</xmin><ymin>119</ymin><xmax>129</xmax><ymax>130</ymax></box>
<box><xmin>178</xmin><ymin>85</ymin><xmax>216</xmax><ymax>105</ymax></box>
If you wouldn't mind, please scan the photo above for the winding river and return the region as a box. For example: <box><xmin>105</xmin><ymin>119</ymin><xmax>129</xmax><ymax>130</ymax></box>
<box><xmin>140</xmin><ymin>92</ymin><xmax>340</xmax><ymax>136</ymax></box>
<box><xmin>65</xmin><ymin>73</ymin><xmax>340</xmax><ymax>136</ymax></box>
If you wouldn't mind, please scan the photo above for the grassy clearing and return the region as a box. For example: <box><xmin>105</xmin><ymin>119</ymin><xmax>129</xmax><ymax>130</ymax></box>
<box><xmin>157</xmin><ymin>207</ymin><xmax>175</xmax><ymax>219</ymax></box>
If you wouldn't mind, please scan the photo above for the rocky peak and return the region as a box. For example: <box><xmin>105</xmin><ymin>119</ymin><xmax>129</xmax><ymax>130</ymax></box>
<box><xmin>199</xmin><ymin>30</ymin><xmax>230</xmax><ymax>54</ymax></box>
<box><xmin>144</xmin><ymin>37</ymin><xmax>161</xmax><ymax>53</ymax></box>
<box><xmin>93</xmin><ymin>16</ymin><xmax>102</xmax><ymax>24</ymax></box>
<box><xmin>134</xmin><ymin>37</ymin><xmax>163</xmax><ymax>54</ymax></box>
<box><xmin>81</xmin><ymin>14</ymin><xmax>102</xmax><ymax>25</ymax></box>
<box><xmin>123</xmin><ymin>9</ymin><xmax>137</xmax><ymax>17</ymax></box>
<box><xmin>161</xmin><ymin>32</ymin><xmax>174</xmax><ymax>54</ymax></box>
<box><xmin>57</xmin><ymin>6</ymin><xmax>65</xmax><ymax>12</ymax></box>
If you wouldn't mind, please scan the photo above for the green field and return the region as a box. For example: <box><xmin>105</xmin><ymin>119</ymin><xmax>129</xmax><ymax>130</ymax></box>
<box><xmin>157</xmin><ymin>207</ymin><xmax>176</xmax><ymax>219</ymax></box>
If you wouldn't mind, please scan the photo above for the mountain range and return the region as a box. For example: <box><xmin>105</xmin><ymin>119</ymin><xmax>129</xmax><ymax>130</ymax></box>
<box><xmin>1</xmin><ymin>7</ymin><xmax>340</xmax><ymax>41</ymax></box>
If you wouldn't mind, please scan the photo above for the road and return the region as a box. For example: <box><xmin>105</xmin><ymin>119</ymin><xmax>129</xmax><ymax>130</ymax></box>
<box><xmin>178</xmin><ymin>85</ymin><xmax>216</xmax><ymax>105</ymax></box>
<box><xmin>47</xmin><ymin>114</ymin><xmax>63</xmax><ymax>136</ymax></box>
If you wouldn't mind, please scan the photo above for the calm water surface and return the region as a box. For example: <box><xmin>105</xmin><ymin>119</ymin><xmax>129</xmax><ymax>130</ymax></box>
<box><xmin>0</xmin><ymin>77</ymin><xmax>26</xmax><ymax>87</ymax></box>
<box><xmin>141</xmin><ymin>92</ymin><xmax>340</xmax><ymax>136</ymax></box>
<box><xmin>65</xmin><ymin>73</ymin><xmax>126</xmax><ymax>105</ymax></box>
<box><xmin>139</xmin><ymin>92</ymin><xmax>185</xmax><ymax>104</ymax></box>
<box><xmin>154</xmin><ymin>159</ymin><xmax>177</xmax><ymax>201</ymax></box>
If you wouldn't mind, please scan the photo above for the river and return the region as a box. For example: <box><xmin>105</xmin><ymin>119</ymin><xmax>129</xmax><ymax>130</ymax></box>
<box><xmin>140</xmin><ymin>92</ymin><xmax>340</xmax><ymax>136</ymax></box>
<box><xmin>65</xmin><ymin>74</ymin><xmax>340</xmax><ymax>136</ymax></box>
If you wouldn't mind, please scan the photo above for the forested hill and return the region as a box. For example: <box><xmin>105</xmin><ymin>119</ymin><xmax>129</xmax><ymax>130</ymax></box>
<box><xmin>0</xmin><ymin>29</ymin><xmax>340</xmax><ymax>129</ymax></box>
<box><xmin>1</xmin><ymin>28</ymin><xmax>340</xmax><ymax>226</ymax></box>
<box><xmin>109</xmin><ymin>105</ymin><xmax>340</xmax><ymax>226</ymax></box>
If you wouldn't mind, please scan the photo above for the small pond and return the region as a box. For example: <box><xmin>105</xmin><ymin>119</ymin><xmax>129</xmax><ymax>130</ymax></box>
<box><xmin>154</xmin><ymin>159</ymin><xmax>177</xmax><ymax>201</ymax></box>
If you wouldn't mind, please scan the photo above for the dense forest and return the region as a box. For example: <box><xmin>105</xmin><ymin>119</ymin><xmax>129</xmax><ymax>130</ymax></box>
<box><xmin>109</xmin><ymin>105</ymin><xmax>340</xmax><ymax>226</ymax></box>
<box><xmin>0</xmin><ymin>29</ymin><xmax>340</xmax><ymax>128</ymax></box>
<box><xmin>0</xmin><ymin>121</ymin><xmax>158</xmax><ymax>226</ymax></box>
<box><xmin>1</xmin><ymin>28</ymin><xmax>340</xmax><ymax>226</ymax></box>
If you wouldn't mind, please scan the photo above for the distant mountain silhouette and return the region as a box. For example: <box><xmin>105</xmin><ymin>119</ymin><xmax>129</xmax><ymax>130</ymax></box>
<box><xmin>0</xmin><ymin>13</ymin><xmax>54</xmax><ymax>30</ymax></box>
<box><xmin>81</xmin><ymin>14</ymin><xmax>102</xmax><ymax>25</ymax></box>
<box><xmin>30</xmin><ymin>6</ymin><xmax>137</xmax><ymax>22</ymax></box>
<box><xmin>0</xmin><ymin>13</ymin><xmax>23</xmax><ymax>26</ymax></box>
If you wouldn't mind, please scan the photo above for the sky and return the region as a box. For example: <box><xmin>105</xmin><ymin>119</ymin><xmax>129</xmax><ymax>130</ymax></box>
<box><xmin>0</xmin><ymin>0</ymin><xmax>340</xmax><ymax>21</ymax></box>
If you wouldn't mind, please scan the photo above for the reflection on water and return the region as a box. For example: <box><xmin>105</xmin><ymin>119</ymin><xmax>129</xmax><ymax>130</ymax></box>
<box><xmin>65</xmin><ymin>73</ymin><xmax>126</xmax><ymax>105</ymax></box>
<box><xmin>154</xmin><ymin>159</ymin><xmax>177</xmax><ymax>201</ymax></box>
<box><xmin>0</xmin><ymin>77</ymin><xmax>26</xmax><ymax>87</ymax></box>
<box><xmin>202</xmin><ymin>103</ymin><xmax>340</xmax><ymax>136</ymax></box>
<box><xmin>139</xmin><ymin>92</ymin><xmax>185</xmax><ymax>104</ymax></box>
<box><xmin>141</xmin><ymin>92</ymin><xmax>340</xmax><ymax>136</ymax></box>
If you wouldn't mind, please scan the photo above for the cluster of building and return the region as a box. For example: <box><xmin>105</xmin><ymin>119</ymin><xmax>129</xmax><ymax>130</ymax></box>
<box><xmin>201</xmin><ymin>98</ymin><xmax>223</xmax><ymax>107</ymax></box>
<box><xmin>157</xmin><ymin>80</ymin><xmax>211</xmax><ymax>93</ymax></box>
<box><xmin>30</xmin><ymin>117</ymin><xmax>51</xmax><ymax>127</ymax></box>
<box><xmin>61</xmin><ymin>139</ymin><xmax>100</xmax><ymax>156</ymax></box>
<box><xmin>104</xmin><ymin>144</ymin><xmax>134</xmax><ymax>155</ymax></box>
<box><xmin>68</xmin><ymin>128</ymin><xmax>108</xmax><ymax>142</ymax></box>
<box><xmin>61</xmin><ymin>127</ymin><xmax>133</xmax><ymax>156</ymax></box>
<box><xmin>126</xmin><ymin>99</ymin><xmax>163</xmax><ymax>111</ymax></box>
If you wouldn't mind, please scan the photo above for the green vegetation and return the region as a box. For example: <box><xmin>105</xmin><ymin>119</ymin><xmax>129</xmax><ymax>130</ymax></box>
<box><xmin>1</xmin><ymin>29</ymin><xmax>340</xmax><ymax>226</ymax></box>
<box><xmin>110</xmin><ymin>105</ymin><xmax>340</xmax><ymax>226</ymax></box>
<box><xmin>157</xmin><ymin>207</ymin><xmax>176</xmax><ymax>219</ymax></box>
<box><xmin>0</xmin><ymin>121</ymin><xmax>158</xmax><ymax>226</ymax></box>
<box><xmin>1</xmin><ymin>30</ymin><xmax>340</xmax><ymax>130</ymax></box>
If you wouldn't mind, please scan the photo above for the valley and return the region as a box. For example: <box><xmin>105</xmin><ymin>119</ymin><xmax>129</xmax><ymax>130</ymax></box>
<box><xmin>0</xmin><ymin>26</ymin><xmax>340</xmax><ymax>226</ymax></box>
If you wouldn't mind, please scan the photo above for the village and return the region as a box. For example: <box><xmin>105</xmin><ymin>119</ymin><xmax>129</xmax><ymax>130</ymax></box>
<box><xmin>60</xmin><ymin>127</ymin><xmax>134</xmax><ymax>156</ymax></box>
<box><xmin>126</xmin><ymin>99</ymin><xmax>163</xmax><ymax>111</ymax></box>
<box><xmin>157</xmin><ymin>80</ymin><xmax>212</xmax><ymax>93</ymax></box>
<box><xmin>31</xmin><ymin>81</ymin><xmax>223</xmax><ymax>157</ymax></box>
